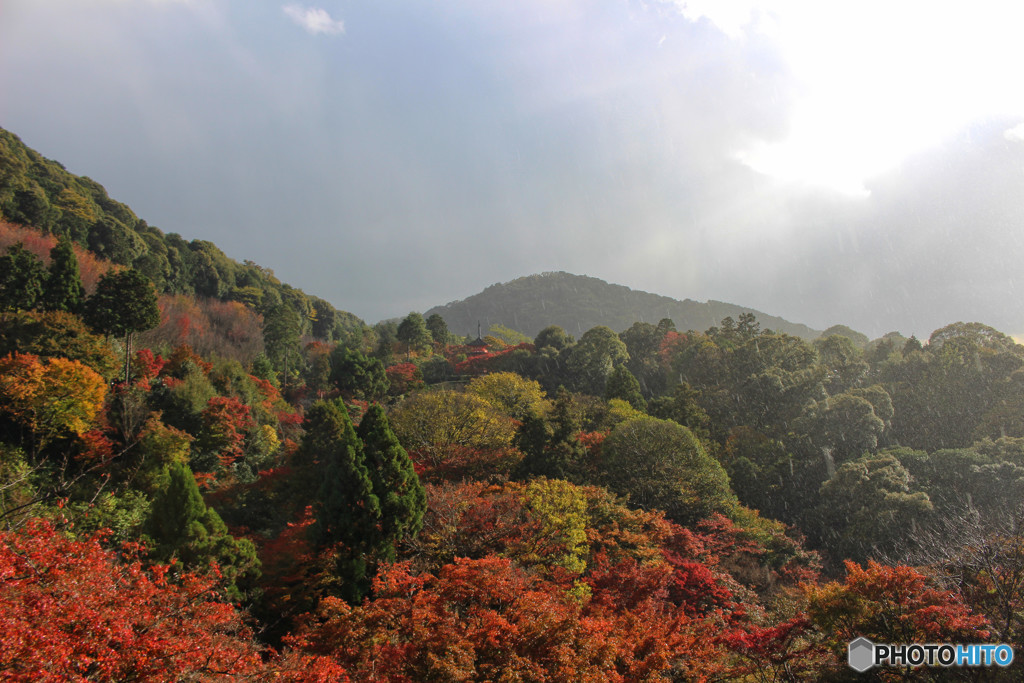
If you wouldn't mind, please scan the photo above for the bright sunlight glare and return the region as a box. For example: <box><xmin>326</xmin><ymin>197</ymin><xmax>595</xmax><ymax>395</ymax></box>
<box><xmin>683</xmin><ymin>0</ymin><xmax>1024</xmax><ymax>195</ymax></box>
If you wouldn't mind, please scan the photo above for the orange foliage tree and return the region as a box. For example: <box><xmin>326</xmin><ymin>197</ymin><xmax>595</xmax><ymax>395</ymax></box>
<box><xmin>0</xmin><ymin>222</ymin><xmax>110</xmax><ymax>293</ymax></box>
<box><xmin>0</xmin><ymin>351</ymin><xmax>106</xmax><ymax>455</ymax></box>
<box><xmin>198</xmin><ymin>395</ymin><xmax>255</xmax><ymax>470</ymax></box>
<box><xmin>0</xmin><ymin>310</ymin><xmax>119</xmax><ymax>379</ymax></box>
<box><xmin>0</xmin><ymin>519</ymin><xmax>347</xmax><ymax>682</ymax></box>
<box><xmin>138</xmin><ymin>295</ymin><xmax>265</xmax><ymax>364</ymax></box>
<box><xmin>805</xmin><ymin>559</ymin><xmax>992</xmax><ymax>674</ymax></box>
<box><xmin>293</xmin><ymin>555</ymin><xmax>730</xmax><ymax>682</ymax></box>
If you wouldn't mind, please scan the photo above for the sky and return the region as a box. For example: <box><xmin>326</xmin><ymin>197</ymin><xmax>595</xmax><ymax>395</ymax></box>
<box><xmin>2</xmin><ymin>0</ymin><xmax>1023</xmax><ymax>340</ymax></box>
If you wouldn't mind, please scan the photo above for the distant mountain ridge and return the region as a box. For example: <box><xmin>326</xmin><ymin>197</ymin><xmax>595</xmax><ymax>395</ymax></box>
<box><xmin>426</xmin><ymin>272</ymin><xmax>821</xmax><ymax>340</ymax></box>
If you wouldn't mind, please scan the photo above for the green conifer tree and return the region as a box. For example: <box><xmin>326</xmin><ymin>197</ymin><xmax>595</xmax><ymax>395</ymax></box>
<box><xmin>84</xmin><ymin>267</ymin><xmax>160</xmax><ymax>381</ymax></box>
<box><xmin>515</xmin><ymin>388</ymin><xmax>586</xmax><ymax>480</ymax></box>
<box><xmin>145</xmin><ymin>462</ymin><xmax>260</xmax><ymax>602</ymax></box>
<box><xmin>396</xmin><ymin>312</ymin><xmax>432</xmax><ymax>355</ymax></box>
<box><xmin>40</xmin><ymin>237</ymin><xmax>85</xmax><ymax>314</ymax></box>
<box><xmin>357</xmin><ymin>404</ymin><xmax>426</xmax><ymax>561</ymax></box>
<box><xmin>0</xmin><ymin>242</ymin><xmax>45</xmax><ymax>311</ymax></box>
<box><xmin>302</xmin><ymin>399</ymin><xmax>381</xmax><ymax>602</ymax></box>
<box><xmin>425</xmin><ymin>313</ymin><xmax>450</xmax><ymax>345</ymax></box>
<box><xmin>329</xmin><ymin>346</ymin><xmax>389</xmax><ymax>401</ymax></box>
<box><xmin>262</xmin><ymin>303</ymin><xmax>302</xmax><ymax>386</ymax></box>
<box><xmin>605</xmin><ymin>365</ymin><xmax>647</xmax><ymax>411</ymax></box>
<box><xmin>513</xmin><ymin>409</ymin><xmax>554</xmax><ymax>480</ymax></box>
<box><xmin>551</xmin><ymin>388</ymin><xmax>589</xmax><ymax>478</ymax></box>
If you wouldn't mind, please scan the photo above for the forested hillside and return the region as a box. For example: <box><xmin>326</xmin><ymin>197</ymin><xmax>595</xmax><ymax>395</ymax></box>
<box><xmin>2</xmin><ymin>131</ymin><xmax>1023</xmax><ymax>680</ymax></box>
<box><xmin>0</xmin><ymin>127</ymin><xmax>370</xmax><ymax>351</ymax></box>
<box><xmin>426</xmin><ymin>271</ymin><xmax>821</xmax><ymax>340</ymax></box>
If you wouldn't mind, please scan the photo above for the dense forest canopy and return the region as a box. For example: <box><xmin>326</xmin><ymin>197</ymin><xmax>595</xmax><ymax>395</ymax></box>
<box><xmin>1</xmin><ymin>129</ymin><xmax>1023</xmax><ymax>680</ymax></box>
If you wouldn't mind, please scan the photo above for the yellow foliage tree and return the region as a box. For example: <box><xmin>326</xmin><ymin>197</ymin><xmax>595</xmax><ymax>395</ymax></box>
<box><xmin>133</xmin><ymin>416</ymin><xmax>193</xmax><ymax>493</ymax></box>
<box><xmin>522</xmin><ymin>478</ymin><xmax>590</xmax><ymax>575</ymax></box>
<box><xmin>56</xmin><ymin>188</ymin><xmax>99</xmax><ymax>225</ymax></box>
<box><xmin>466</xmin><ymin>371</ymin><xmax>550</xmax><ymax>421</ymax></box>
<box><xmin>0</xmin><ymin>352</ymin><xmax>106</xmax><ymax>454</ymax></box>
<box><xmin>389</xmin><ymin>390</ymin><xmax>515</xmax><ymax>468</ymax></box>
<box><xmin>606</xmin><ymin>398</ymin><xmax>644</xmax><ymax>427</ymax></box>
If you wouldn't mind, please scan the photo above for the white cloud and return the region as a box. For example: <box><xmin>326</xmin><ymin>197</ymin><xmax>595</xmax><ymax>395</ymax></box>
<box><xmin>662</xmin><ymin>0</ymin><xmax>764</xmax><ymax>38</ymax></box>
<box><xmin>283</xmin><ymin>4</ymin><xmax>344</xmax><ymax>36</ymax></box>
<box><xmin>1005</xmin><ymin>122</ymin><xmax>1024</xmax><ymax>143</ymax></box>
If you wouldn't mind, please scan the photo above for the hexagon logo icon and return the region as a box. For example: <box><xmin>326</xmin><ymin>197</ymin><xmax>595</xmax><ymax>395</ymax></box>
<box><xmin>848</xmin><ymin>637</ymin><xmax>875</xmax><ymax>672</ymax></box>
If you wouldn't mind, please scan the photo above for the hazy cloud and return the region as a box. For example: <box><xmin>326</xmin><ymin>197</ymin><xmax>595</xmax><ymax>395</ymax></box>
<box><xmin>283</xmin><ymin>4</ymin><xmax>344</xmax><ymax>35</ymax></box>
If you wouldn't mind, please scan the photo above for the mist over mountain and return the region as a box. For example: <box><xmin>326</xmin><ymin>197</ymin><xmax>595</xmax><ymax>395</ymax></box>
<box><xmin>426</xmin><ymin>272</ymin><xmax>821</xmax><ymax>340</ymax></box>
<box><xmin>1</xmin><ymin>126</ymin><xmax>820</xmax><ymax>346</ymax></box>
<box><xmin>5</xmin><ymin>3</ymin><xmax>1022</xmax><ymax>339</ymax></box>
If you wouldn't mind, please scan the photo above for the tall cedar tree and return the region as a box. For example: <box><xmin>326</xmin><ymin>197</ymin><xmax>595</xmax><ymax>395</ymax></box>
<box><xmin>0</xmin><ymin>242</ymin><xmax>45</xmax><ymax>311</ymax></box>
<box><xmin>605</xmin><ymin>364</ymin><xmax>647</xmax><ymax>410</ymax></box>
<box><xmin>262</xmin><ymin>304</ymin><xmax>302</xmax><ymax>386</ymax></box>
<box><xmin>513</xmin><ymin>411</ymin><xmax>554</xmax><ymax>479</ymax></box>
<box><xmin>84</xmin><ymin>268</ymin><xmax>160</xmax><ymax>382</ymax></box>
<box><xmin>145</xmin><ymin>462</ymin><xmax>260</xmax><ymax>602</ymax></box>
<box><xmin>425</xmin><ymin>313</ymin><xmax>450</xmax><ymax>345</ymax></box>
<box><xmin>40</xmin><ymin>236</ymin><xmax>84</xmax><ymax>314</ymax></box>
<box><xmin>515</xmin><ymin>387</ymin><xmax>586</xmax><ymax>480</ymax></box>
<box><xmin>329</xmin><ymin>346</ymin><xmax>389</xmax><ymax>401</ymax></box>
<box><xmin>356</xmin><ymin>404</ymin><xmax>426</xmax><ymax>561</ymax></box>
<box><xmin>396</xmin><ymin>312</ymin><xmax>432</xmax><ymax>355</ymax></box>
<box><xmin>303</xmin><ymin>399</ymin><xmax>381</xmax><ymax>602</ymax></box>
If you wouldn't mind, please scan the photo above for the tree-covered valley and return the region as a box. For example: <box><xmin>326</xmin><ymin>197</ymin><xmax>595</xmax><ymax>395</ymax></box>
<box><xmin>1</xmin><ymin>126</ymin><xmax>1023</xmax><ymax>680</ymax></box>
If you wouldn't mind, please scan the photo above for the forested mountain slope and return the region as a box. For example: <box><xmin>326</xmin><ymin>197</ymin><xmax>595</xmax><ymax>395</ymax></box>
<box><xmin>0</xmin><ymin>127</ymin><xmax>369</xmax><ymax>348</ymax></box>
<box><xmin>426</xmin><ymin>271</ymin><xmax>821</xmax><ymax>339</ymax></box>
